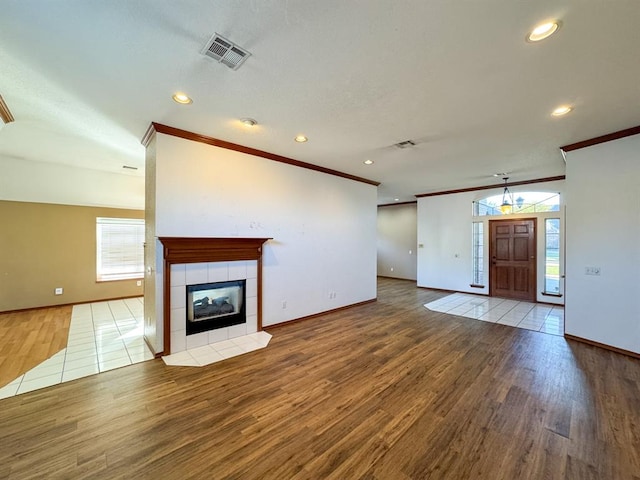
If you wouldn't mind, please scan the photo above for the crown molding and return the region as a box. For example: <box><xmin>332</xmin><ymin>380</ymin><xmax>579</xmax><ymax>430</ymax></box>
<box><xmin>378</xmin><ymin>201</ymin><xmax>417</xmax><ymax>207</ymax></box>
<box><xmin>415</xmin><ymin>175</ymin><xmax>566</xmax><ymax>198</ymax></box>
<box><xmin>561</xmin><ymin>125</ymin><xmax>640</xmax><ymax>152</ymax></box>
<box><xmin>0</xmin><ymin>95</ymin><xmax>15</xmax><ymax>124</ymax></box>
<box><xmin>142</xmin><ymin>122</ymin><xmax>380</xmax><ymax>187</ymax></box>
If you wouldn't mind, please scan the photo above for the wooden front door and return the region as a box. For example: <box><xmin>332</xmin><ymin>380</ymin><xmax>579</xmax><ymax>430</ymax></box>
<box><xmin>490</xmin><ymin>219</ymin><xmax>536</xmax><ymax>302</ymax></box>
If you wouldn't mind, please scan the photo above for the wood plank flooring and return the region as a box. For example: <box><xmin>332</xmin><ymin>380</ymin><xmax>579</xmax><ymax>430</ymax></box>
<box><xmin>0</xmin><ymin>306</ymin><xmax>71</xmax><ymax>388</ymax></box>
<box><xmin>0</xmin><ymin>278</ymin><xmax>639</xmax><ymax>479</ymax></box>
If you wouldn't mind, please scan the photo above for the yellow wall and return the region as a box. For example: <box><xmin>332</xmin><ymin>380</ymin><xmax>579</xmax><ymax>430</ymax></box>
<box><xmin>0</xmin><ymin>201</ymin><xmax>144</xmax><ymax>311</ymax></box>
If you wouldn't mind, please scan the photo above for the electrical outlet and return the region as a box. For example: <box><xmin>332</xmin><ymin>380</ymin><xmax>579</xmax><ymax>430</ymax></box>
<box><xmin>282</xmin><ymin>300</ymin><xmax>287</xmax><ymax>309</ymax></box>
<box><xmin>585</xmin><ymin>266</ymin><xmax>601</xmax><ymax>276</ymax></box>
<box><xmin>54</xmin><ymin>287</ymin><xmax>63</xmax><ymax>295</ymax></box>
<box><xmin>390</xmin><ymin>267</ymin><xmax>394</xmax><ymax>272</ymax></box>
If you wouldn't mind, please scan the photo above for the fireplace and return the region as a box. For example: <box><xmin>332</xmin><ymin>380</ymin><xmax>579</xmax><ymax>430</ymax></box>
<box><xmin>159</xmin><ymin>237</ymin><xmax>271</xmax><ymax>355</ymax></box>
<box><xmin>186</xmin><ymin>280</ymin><xmax>246</xmax><ymax>335</ymax></box>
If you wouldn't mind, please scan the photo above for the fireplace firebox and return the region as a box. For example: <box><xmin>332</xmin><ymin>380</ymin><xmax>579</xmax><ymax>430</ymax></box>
<box><xmin>186</xmin><ymin>280</ymin><xmax>246</xmax><ymax>335</ymax></box>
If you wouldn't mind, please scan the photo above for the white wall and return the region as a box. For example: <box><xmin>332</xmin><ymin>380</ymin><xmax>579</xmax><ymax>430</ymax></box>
<box><xmin>565</xmin><ymin>134</ymin><xmax>640</xmax><ymax>354</ymax></box>
<box><xmin>143</xmin><ymin>136</ymin><xmax>159</xmax><ymax>351</ymax></box>
<box><xmin>377</xmin><ymin>203</ymin><xmax>417</xmax><ymax>280</ymax></box>
<box><xmin>145</xmin><ymin>132</ymin><xmax>377</xmax><ymax>352</ymax></box>
<box><xmin>417</xmin><ymin>180</ymin><xmax>565</xmax><ymax>304</ymax></box>
<box><xmin>0</xmin><ymin>155</ymin><xmax>144</xmax><ymax>209</ymax></box>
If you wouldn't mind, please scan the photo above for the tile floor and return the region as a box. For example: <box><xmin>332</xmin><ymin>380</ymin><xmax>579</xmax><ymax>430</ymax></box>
<box><xmin>162</xmin><ymin>331</ymin><xmax>272</xmax><ymax>367</ymax></box>
<box><xmin>425</xmin><ymin>293</ymin><xmax>564</xmax><ymax>336</ymax></box>
<box><xmin>0</xmin><ymin>297</ymin><xmax>274</xmax><ymax>399</ymax></box>
<box><xmin>0</xmin><ymin>297</ymin><xmax>154</xmax><ymax>399</ymax></box>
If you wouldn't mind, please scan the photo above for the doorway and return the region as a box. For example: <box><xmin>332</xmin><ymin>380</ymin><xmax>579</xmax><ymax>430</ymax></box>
<box><xmin>489</xmin><ymin>218</ymin><xmax>536</xmax><ymax>302</ymax></box>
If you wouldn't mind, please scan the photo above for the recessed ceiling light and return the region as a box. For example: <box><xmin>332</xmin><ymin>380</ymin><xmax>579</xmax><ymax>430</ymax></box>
<box><xmin>241</xmin><ymin>118</ymin><xmax>257</xmax><ymax>127</ymax></box>
<box><xmin>394</xmin><ymin>198</ymin><xmax>400</xmax><ymax>202</ymax></box>
<box><xmin>363</xmin><ymin>159</ymin><xmax>374</xmax><ymax>165</ymax></box>
<box><xmin>294</xmin><ymin>135</ymin><xmax>308</xmax><ymax>143</ymax></box>
<box><xmin>172</xmin><ymin>92</ymin><xmax>192</xmax><ymax>104</ymax></box>
<box><xmin>527</xmin><ymin>21</ymin><xmax>560</xmax><ymax>42</ymax></box>
<box><xmin>551</xmin><ymin>105</ymin><xmax>572</xmax><ymax>116</ymax></box>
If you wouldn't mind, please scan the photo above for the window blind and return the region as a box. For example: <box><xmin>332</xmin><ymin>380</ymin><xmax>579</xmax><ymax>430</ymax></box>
<box><xmin>96</xmin><ymin>217</ymin><xmax>144</xmax><ymax>281</ymax></box>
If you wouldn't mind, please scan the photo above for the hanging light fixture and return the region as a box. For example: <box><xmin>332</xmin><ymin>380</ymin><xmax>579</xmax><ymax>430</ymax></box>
<box><xmin>499</xmin><ymin>177</ymin><xmax>513</xmax><ymax>214</ymax></box>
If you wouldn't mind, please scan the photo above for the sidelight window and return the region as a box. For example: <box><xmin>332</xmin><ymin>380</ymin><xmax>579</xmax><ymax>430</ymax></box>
<box><xmin>544</xmin><ymin>218</ymin><xmax>561</xmax><ymax>294</ymax></box>
<box><xmin>472</xmin><ymin>222</ymin><xmax>484</xmax><ymax>286</ymax></box>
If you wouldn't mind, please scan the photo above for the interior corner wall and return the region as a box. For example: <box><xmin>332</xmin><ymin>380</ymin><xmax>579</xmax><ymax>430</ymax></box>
<box><xmin>0</xmin><ymin>200</ymin><xmax>144</xmax><ymax>311</ymax></box>
<box><xmin>417</xmin><ymin>192</ymin><xmax>476</xmax><ymax>293</ymax></box>
<box><xmin>143</xmin><ymin>135</ymin><xmax>160</xmax><ymax>352</ymax></box>
<box><xmin>417</xmin><ymin>180</ymin><xmax>565</xmax><ymax>303</ymax></box>
<box><xmin>149</xmin><ymin>133</ymin><xmax>377</xmax><ymax>350</ymax></box>
<box><xmin>377</xmin><ymin>203</ymin><xmax>417</xmax><ymax>280</ymax></box>
<box><xmin>564</xmin><ymin>134</ymin><xmax>640</xmax><ymax>354</ymax></box>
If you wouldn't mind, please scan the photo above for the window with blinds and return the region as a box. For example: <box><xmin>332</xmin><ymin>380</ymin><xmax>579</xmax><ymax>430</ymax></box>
<box><xmin>96</xmin><ymin>217</ymin><xmax>144</xmax><ymax>282</ymax></box>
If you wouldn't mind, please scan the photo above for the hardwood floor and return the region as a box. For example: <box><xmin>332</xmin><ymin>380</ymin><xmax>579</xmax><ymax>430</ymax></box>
<box><xmin>0</xmin><ymin>306</ymin><xmax>71</xmax><ymax>388</ymax></box>
<box><xmin>0</xmin><ymin>278</ymin><xmax>639</xmax><ymax>479</ymax></box>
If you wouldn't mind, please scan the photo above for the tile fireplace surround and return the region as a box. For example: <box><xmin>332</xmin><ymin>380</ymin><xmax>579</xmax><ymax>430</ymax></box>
<box><xmin>159</xmin><ymin>237</ymin><xmax>271</xmax><ymax>355</ymax></box>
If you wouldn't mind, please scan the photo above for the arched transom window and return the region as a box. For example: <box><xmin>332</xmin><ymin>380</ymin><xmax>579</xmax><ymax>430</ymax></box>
<box><xmin>473</xmin><ymin>192</ymin><xmax>560</xmax><ymax>216</ymax></box>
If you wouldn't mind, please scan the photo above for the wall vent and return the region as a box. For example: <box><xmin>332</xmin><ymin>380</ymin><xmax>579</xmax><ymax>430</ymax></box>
<box><xmin>202</xmin><ymin>33</ymin><xmax>251</xmax><ymax>70</ymax></box>
<box><xmin>394</xmin><ymin>140</ymin><xmax>416</xmax><ymax>149</ymax></box>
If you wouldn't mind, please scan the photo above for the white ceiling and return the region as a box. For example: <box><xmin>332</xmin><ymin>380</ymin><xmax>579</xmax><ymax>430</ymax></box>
<box><xmin>1</xmin><ymin>1</ymin><xmax>639</xmax><ymax>207</ymax></box>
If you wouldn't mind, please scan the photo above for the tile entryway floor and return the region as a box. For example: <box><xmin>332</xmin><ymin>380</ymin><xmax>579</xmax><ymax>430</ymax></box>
<box><xmin>425</xmin><ymin>293</ymin><xmax>564</xmax><ymax>336</ymax></box>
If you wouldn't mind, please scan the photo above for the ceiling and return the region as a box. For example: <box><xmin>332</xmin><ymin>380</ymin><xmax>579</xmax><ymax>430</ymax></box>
<box><xmin>1</xmin><ymin>1</ymin><xmax>639</xmax><ymax>207</ymax></box>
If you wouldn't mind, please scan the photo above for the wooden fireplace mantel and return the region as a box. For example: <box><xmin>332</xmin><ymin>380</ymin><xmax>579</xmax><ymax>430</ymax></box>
<box><xmin>159</xmin><ymin>237</ymin><xmax>271</xmax><ymax>264</ymax></box>
<box><xmin>159</xmin><ymin>237</ymin><xmax>271</xmax><ymax>355</ymax></box>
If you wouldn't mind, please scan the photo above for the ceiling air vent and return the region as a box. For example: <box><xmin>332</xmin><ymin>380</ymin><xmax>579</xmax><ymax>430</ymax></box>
<box><xmin>202</xmin><ymin>33</ymin><xmax>251</xmax><ymax>70</ymax></box>
<box><xmin>394</xmin><ymin>140</ymin><xmax>416</xmax><ymax>149</ymax></box>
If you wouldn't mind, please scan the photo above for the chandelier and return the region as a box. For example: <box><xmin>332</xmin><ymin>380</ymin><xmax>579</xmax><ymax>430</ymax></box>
<box><xmin>499</xmin><ymin>177</ymin><xmax>513</xmax><ymax>214</ymax></box>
